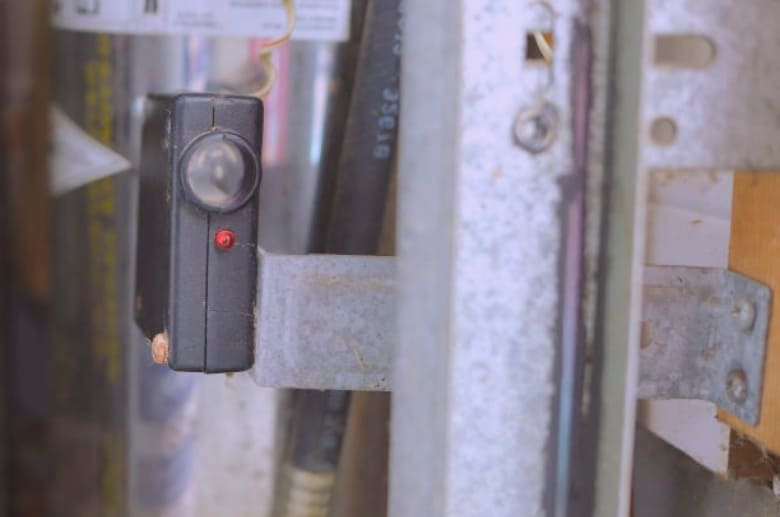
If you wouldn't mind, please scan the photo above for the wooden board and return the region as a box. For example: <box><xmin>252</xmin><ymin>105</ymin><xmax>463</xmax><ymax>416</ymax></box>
<box><xmin>721</xmin><ymin>171</ymin><xmax>780</xmax><ymax>454</ymax></box>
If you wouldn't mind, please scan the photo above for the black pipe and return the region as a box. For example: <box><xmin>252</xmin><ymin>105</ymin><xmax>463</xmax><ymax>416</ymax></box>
<box><xmin>325</xmin><ymin>0</ymin><xmax>402</xmax><ymax>255</ymax></box>
<box><xmin>276</xmin><ymin>1</ymin><xmax>402</xmax><ymax>515</ymax></box>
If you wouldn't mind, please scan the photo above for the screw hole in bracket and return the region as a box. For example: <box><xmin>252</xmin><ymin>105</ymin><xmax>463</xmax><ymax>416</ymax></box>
<box><xmin>650</xmin><ymin>117</ymin><xmax>678</xmax><ymax>147</ymax></box>
<box><xmin>654</xmin><ymin>34</ymin><xmax>716</xmax><ymax>69</ymax></box>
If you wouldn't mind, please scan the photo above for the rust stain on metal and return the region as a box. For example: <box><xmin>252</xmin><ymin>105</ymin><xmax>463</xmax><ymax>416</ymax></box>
<box><xmin>640</xmin><ymin>321</ymin><xmax>654</xmax><ymax>349</ymax></box>
<box><xmin>341</xmin><ymin>338</ymin><xmax>368</xmax><ymax>372</ymax></box>
<box><xmin>308</xmin><ymin>273</ymin><xmax>393</xmax><ymax>293</ymax></box>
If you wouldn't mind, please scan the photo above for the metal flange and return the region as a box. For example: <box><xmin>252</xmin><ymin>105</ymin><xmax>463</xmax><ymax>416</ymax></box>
<box><xmin>250</xmin><ymin>255</ymin><xmax>771</xmax><ymax>425</ymax></box>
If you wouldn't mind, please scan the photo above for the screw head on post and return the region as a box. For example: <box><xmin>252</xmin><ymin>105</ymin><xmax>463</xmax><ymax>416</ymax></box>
<box><xmin>512</xmin><ymin>102</ymin><xmax>558</xmax><ymax>154</ymax></box>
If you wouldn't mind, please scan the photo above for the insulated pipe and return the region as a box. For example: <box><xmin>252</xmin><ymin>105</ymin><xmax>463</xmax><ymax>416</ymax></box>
<box><xmin>273</xmin><ymin>1</ymin><xmax>401</xmax><ymax>516</ymax></box>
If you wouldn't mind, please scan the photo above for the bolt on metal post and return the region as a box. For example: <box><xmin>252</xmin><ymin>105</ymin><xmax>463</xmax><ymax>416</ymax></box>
<box><xmin>512</xmin><ymin>102</ymin><xmax>558</xmax><ymax>153</ymax></box>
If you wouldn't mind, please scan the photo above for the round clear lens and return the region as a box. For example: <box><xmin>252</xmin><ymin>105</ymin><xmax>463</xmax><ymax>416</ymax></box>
<box><xmin>185</xmin><ymin>138</ymin><xmax>246</xmax><ymax>206</ymax></box>
<box><xmin>180</xmin><ymin>133</ymin><xmax>259</xmax><ymax>212</ymax></box>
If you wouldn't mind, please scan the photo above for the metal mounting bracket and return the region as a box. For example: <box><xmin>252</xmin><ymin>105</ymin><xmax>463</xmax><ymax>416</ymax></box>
<box><xmin>251</xmin><ymin>250</ymin><xmax>394</xmax><ymax>391</ymax></box>
<box><xmin>642</xmin><ymin>0</ymin><xmax>780</xmax><ymax>170</ymax></box>
<box><xmin>250</xmin><ymin>253</ymin><xmax>770</xmax><ymax>424</ymax></box>
<box><xmin>638</xmin><ymin>266</ymin><xmax>770</xmax><ymax>425</ymax></box>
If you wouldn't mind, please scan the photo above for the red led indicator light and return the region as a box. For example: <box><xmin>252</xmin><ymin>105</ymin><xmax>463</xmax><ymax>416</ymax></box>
<box><xmin>214</xmin><ymin>229</ymin><xmax>237</xmax><ymax>251</ymax></box>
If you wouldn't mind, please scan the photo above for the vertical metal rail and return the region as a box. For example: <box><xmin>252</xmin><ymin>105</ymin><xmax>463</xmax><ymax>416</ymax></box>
<box><xmin>390</xmin><ymin>1</ymin><xmax>460</xmax><ymax>513</ymax></box>
<box><xmin>391</xmin><ymin>0</ymin><xmax>616</xmax><ymax>515</ymax></box>
<box><xmin>592</xmin><ymin>0</ymin><xmax>646</xmax><ymax>515</ymax></box>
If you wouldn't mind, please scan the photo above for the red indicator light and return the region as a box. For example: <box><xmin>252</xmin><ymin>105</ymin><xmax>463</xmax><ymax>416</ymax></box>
<box><xmin>214</xmin><ymin>229</ymin><xmax>236</xmax><ymax>251</ymax></box>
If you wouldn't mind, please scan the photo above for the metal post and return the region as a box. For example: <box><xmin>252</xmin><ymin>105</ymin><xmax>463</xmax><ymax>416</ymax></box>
<box><xmin>592</xmin><ymin>0</ymin><xmax>646</xmax><ymax>516</ymax></box>
<box><xmin>391</xmin><ymin>0</ymin><xmax>599</xmax><ymax>515</ymax></box>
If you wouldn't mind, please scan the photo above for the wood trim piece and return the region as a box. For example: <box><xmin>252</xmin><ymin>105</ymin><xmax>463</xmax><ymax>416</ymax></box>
<box><xmin>722</xmin><ymin>171</ymin><xmax>780</xmax><ymax>454</ymax></box>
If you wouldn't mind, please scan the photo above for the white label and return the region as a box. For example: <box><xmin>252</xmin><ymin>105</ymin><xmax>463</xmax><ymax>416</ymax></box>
<box><xmin>51</xmin><ymin>0</ymin><xmax>351</xmax><ymax>42</ymax></box>
<box><xmin>49</xmin><ymin>107</ymin><xmax>132</xmax><ymax>196</ymax></box>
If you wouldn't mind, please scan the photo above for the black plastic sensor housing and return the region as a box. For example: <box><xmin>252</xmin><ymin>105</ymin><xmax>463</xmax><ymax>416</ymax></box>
<box><xmin>135</xmin><ymin>93</ymin><xmax>263</xmax><ymax>373</ymax></box>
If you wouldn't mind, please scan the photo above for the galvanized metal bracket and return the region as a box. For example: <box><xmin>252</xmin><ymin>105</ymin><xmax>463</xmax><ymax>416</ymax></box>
<box><xmin>638</xmin><ymin>266</ymin><xmax>771</xmax><ymax>425</ymax></box>
<box><xmin>642</xmin><ymin>0</ymin><xmax>780</xmax><ymax>170</ymax></box>
<box><xmin>251</xmin><ymin>249</ymin><xmax>394</xmax><ymax>391</ymax></box>
<box><xmin>250</xmin><ymin>254</ymin><xmax>770</xmax><ymax>424</ymax></box>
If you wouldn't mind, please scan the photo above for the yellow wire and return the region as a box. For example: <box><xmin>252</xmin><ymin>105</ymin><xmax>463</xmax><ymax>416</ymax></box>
<box><xmin>253</xmin><ymin>0</ymin><xmax>297</xmax><ymax>99</ymax></box>
<box><xmin>533</xmin><ymin>32</ymin><xmax>553</xmax><ymax>63</ymax></box>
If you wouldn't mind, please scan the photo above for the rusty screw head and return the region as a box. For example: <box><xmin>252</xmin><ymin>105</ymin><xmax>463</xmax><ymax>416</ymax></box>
<box><xmin>732</xmin><ymin>299</ymin><xmax>756</xmax><ymax>331</ymax></box>
<box><xmin>725</xmin><ymin>369</ymin><xmax>748</xmax><ymax>405</ymax></box>
<box><xmin>151</xmin><ymin>333</ymin><xmax>169</xmax><ymax>365</ymax></box>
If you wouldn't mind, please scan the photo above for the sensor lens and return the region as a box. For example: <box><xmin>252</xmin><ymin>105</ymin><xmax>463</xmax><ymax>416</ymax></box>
<box><xmin>180</xmin><ymin>133</ymin><xmax>259</xmax><ymax>212</ymax></box>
